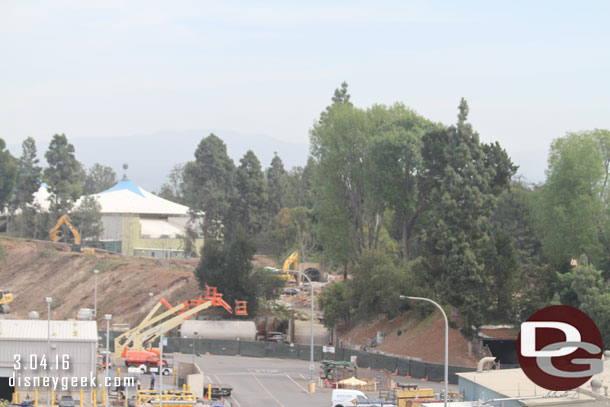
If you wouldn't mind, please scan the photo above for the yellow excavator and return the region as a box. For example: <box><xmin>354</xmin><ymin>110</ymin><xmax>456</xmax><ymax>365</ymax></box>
<box><xmin>49</xmin><ymin>214</ymin><xmax>94</xmax><ymax>254</ymax></box>
<box><xmin>0</xmin><ymin>290</ymin><xmax>13</xmax><ymax>314</ymax></box>
<box><xmin>279</xmin><ymin>251</ymin><xmax>299</xmax><ymax>281</ymax></box>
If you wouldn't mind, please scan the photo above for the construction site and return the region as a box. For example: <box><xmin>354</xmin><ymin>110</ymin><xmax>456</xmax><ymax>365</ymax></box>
<box><xmin>0</xmin><ymin>230</ymin><xmax>334</xmax><ymax>407</ymax></box>
<box><xmin>0</xmin><ymin>228</ymin><xmax>477</xmax><ymax>407</ymax></box>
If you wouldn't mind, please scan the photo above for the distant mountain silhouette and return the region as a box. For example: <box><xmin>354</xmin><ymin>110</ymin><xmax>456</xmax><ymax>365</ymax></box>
<box><xmin>10</xmin><ymin>130</ymin><xmax>310</xmax><ymax>192</ymax></box>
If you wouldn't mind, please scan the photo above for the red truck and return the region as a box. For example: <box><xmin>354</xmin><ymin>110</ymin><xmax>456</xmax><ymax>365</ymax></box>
<box><xmin>125</xmin><ymin>350</ymin><xmax>170</xmax><ymax>374</ymax></box>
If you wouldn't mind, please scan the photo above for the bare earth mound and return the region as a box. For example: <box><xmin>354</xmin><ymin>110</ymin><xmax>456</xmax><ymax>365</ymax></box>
<box><xmin>0</xmin><ymin>237</ymin><xmax>203</xmax><ymax>326</ymax></box>
<box><xmin>337</xmin><ymin>311</ymin><xmax>479</xmax><ymax>367</ymax></box>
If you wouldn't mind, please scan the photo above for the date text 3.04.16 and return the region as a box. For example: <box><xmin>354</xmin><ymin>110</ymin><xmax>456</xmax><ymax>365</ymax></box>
<box><xmin>13</xmin><ymin>354</ymin><xmax>70</xmax><ymax>370</ymax></box>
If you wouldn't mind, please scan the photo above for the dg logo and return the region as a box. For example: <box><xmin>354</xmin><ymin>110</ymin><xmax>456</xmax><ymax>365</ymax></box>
<box><xmin>517</xmin><ymin>305</ymin><xmax>603</xmax><ymax>391</ymax></box>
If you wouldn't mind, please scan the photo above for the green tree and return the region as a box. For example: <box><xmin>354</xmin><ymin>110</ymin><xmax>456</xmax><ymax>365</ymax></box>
<box><xmin>419</xmin><ymin>99</ymin><xmax>517</xmax><ymax>335</ymax></box>
<box><xmin>271</xmin><ymin>207</ymin><xmax>316</xmax><ymax>257</ymax></box>
<box><xmin>538</xmin><ymin>129</ymin><xmax>610</xmax><ymax>271</ymax></box>
<box><xmin>82</xmin><ymin>163</ymin><xmax>118</xmax><ymax>194</ymax></box>
<box><xmin>311</xmin><ymin>91</ymin><xmax>370</xmax><ymax>263</ymax></box>
<box><xmin>230</xmin><ymin>150</ymin><xmax>268</xmax><ymax>236</ymax></box>
<box><xmin>283</xmin><ymin>157</ymin><xmax>315</xmax><ymax>209</ymax></box>
<box><xmin>0</xmin><ymin>138</ymin><xmax>17</xmax><ymax>213</ymax></box>
<box><xmin>70</xmin><ymin>196</ymin><xmax>103</xmax><ymax>243</ymax></box>
<box><xmin>483</xmin><ymin>229</ymin><xmax>518</xmax><ymax>321</ymax></box>
<box><xmin>491</xmin><ymin>182</ymin><xmax>552</xmax><ymax>321</ymax></box>
<box><xmin>266</xmin><ymin>153</ymin><xmax>286</xmax><ymax>217</ymax></box>
<box><xmin>159</xmin><ymin>163</ymin><xmax>186</xmax><ymax>204</ymax></box>
<box><xmin>10</xmin><ymin>137</ymin><xmax>42</xmax><ymax>236</ymax></box>
<box><xmin>251</xmin><ymin>267</ymin><xmax>285</xmax><ymax>301</ymax></box>
<box><xmin>555</xmin><ymin>262</ymin><xmax>610</xmax><ymax>345</ymax></box>
<box><xmin>319</xmin><ymin>280</ymin><xmax>355</xmax><ymax>329</ymax></box>
<box><xmin>367</xmin><ymin>104</ymin><xmax>436</xmax><ymax>260</ymax></box>
<box><xmin>350</xmin><ymin>249</ymin><xmax>409</xmax><ymax>319</ymax></box>
<box><xmin>43</xmin><ymin>134</ymin><xmax>81</xmax><ymax>217</ymax></box>
<box><xmin>195</xmin><ymin>224</ymin><xmax>278</xmax><ymax>315</ymax></box>
<box><xmin>184</xmin><ymin>134</ymin><xmax>236</xmax><ymax>240</ymax></box>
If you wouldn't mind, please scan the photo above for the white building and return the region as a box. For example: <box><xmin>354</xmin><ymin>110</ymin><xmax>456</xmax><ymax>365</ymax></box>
<box><xmin>0</xmin><ymin>319</ymin><xmax>97</xmax><ymax>402</ymax></box>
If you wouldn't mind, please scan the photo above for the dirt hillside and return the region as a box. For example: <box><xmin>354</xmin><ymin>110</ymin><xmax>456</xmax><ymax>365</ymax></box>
<box><xmin>0</xmin><ymin>237</ymin><xmax>208</xmax><ymax>326</ymax></box>
<box><xmin>336</xmin><ymin>311</ymin><xmax>479</xmax><ymax>367</ymax></box>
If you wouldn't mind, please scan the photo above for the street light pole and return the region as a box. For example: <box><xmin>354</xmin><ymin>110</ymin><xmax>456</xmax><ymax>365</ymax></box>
<box><xmin>93</xmin><ymin>270</ymin><xmax>99</xmax><ymax>319</ymax></box>
<box><xmin>105</xmin><ymin>314</ymin><xmax>111</xmax><ymax>407</ymax></box>
<box><xmin>296</xmin><ymin>268</ymin><xmax>315</xmax><ymax>387</ymax></box>
<box><xmin>46</xmin><ymin>297</ymin><xmax>52</xmax><ymax>407</ymax></box>
<box><xmin>400</xmin><ymin>295</ymin><xmax>448</xmax><ymax>407</ymax></box>
<box><xmin>192</xmin><ymin>331</ymin><xmax>198</xmax><ymax>365</ymax></box>
<box><xmin>159</xmin><ymin>327</ymin><xmax>164</xmax><ymax>407</ymax></box>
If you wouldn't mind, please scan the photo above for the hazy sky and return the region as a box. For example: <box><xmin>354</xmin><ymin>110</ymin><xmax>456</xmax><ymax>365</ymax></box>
<box><xmin>2</xmin><ymin>1</ymin><xmax>609</xmax><ymax>183</ymax></box>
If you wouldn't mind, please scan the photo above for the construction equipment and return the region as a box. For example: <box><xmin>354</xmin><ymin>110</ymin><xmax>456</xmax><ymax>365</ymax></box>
<box><xmin>135</xmin><ymin>389</ymin><xmax>197</xmax><ymax>407</ymax></box>
<box><xmin>114</xmin><ymin>286</ymin><xmax>246</xmax><ymax>361</ymax></box>
<box><xmin>0</xmin><ymin>289</ymin><xmax>13</xmax><ymax>314</ymax></box>
<box><xmin>160</xmin><ymin>286</ymin><xmax>248</xmax><ymax>317</ymax></box>
<box><xmin>49</xmin><ymin>214</ymin><xmax>82</xmax><ymax>252</ymax></box>
<box><xmin>265</xmin><ymin>251</ymin><xmax>299</xmax><ymax>281</ymax></box>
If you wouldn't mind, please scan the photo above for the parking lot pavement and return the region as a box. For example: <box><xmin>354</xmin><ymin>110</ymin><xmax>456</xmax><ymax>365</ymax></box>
<box><xmin>173</xmin><ymin>353</ymin><xmax>458</xmax><ymax>407</ymax></box>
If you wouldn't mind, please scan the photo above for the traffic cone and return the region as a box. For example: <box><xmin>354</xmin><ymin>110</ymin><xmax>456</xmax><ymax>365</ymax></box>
<box><xmin>394</xmin><ymin>369</ymin><xmax>398</xmax><ymax>375</ymax></box>
<box><xmin>406</xmin><ymin>371</ymin><xmax>411</xmax><ymax>378</ymax></box>
<box><xmin>424</xmin><ymin>375</ymin><xmax>429</xmax><ymax>381</ymax></box>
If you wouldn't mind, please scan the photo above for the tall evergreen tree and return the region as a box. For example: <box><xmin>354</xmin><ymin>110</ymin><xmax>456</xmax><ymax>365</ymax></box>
<box><xmin>420</xmin><ymin>99</ymin><xmax>516</xmax><ymax>335</ymax></box>
<box><xmin>265</xmin><ymin>152</ymin><xmax>286</xmax><ymax>217</ymax></box>
<box><xmin>43</xmin><ymin>134</ymin><xmax>81</xmax><ymax>217</ymax></box>
<box><xmin>183</xmin><ymin>134</ymin><xmax>236</xmax><ymax>240</ymax></box>
<box><xmin>0</xmin><ymin>138</ymin><xmax>17</xmax><ymax>213</ymax></box>
<box><xmin>82</xmin><ymin>163</ymin><xmax>117</xmax><ymax>194</ymax></box>
<box><xmin>11</xmin><ymin>137</ymin><xmax>42</xmax><ymax>236</ymax></box>
<box><xmin>230</xmin><ymin>150</ymin><xmax>268</xmax><ymax>236</ymax></box>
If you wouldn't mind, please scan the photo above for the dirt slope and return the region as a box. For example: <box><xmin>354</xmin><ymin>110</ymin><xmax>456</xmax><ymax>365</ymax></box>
<box><xmin>337</xmin><ymin>311</ymin><xmax>479</xmax><ymax>367</ymax></box>
<box><xmin>0</xmin><ymin>237</ymin><xmax>204</xmax><ymax>326</ymax></box>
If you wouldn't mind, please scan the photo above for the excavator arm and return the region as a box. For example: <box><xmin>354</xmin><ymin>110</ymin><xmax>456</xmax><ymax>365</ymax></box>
<box><xmin>49</xmin><ymin>214</ymin><xmax>81</xmax><ymax>248</ymax></box>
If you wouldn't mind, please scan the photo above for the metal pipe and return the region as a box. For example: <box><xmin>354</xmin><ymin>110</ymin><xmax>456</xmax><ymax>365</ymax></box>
<box><xmin>159</xmin><ymin>327</ymin><xmax>164</xmax><ymax>407</ymax></box>
<box><xmin>105</xmin><ymin>314</ymin><xmax>111</xmax><ymax>407</ymax></box>
<box><xmin>400</xmin><ymin>295</ymin><xmax>448</xmax><ymax>407</ymax></box>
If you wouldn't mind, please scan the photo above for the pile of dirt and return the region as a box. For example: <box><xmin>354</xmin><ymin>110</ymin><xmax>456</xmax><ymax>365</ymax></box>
<box><xmin>336</xmin><ymin>311</ymin><xmax>479</xmax><ymax>367</ymax></box>
<box><xmin>0</xmin><ymin>237</ymin><xmax>206</xmax><ymax>326</ymax></box>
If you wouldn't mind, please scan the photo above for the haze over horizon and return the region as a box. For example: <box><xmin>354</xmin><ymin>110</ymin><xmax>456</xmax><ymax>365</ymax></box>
<box><xmin>3</xmin><ymin>1</ymin><xmax>610</xmax><ymax>187</ymax></box>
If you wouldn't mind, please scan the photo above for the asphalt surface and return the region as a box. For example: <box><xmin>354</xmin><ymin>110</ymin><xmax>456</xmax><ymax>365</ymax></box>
<box><xmin>172</xmin><ymin>353</ymin><xmax>458</xmax><ymax>407</ymax></box>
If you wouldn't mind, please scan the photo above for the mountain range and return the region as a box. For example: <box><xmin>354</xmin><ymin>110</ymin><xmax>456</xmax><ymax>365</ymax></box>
<box><xmin>9</xmin><ymin>130</ymin><xmax>310</xmax><ymax>192</ymax></box>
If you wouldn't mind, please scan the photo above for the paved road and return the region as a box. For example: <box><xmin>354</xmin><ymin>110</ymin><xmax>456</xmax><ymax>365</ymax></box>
<box><xmin>173</xmin><ymin>354</ymin><xmax>458</xmax><ymax>407</ymax></box>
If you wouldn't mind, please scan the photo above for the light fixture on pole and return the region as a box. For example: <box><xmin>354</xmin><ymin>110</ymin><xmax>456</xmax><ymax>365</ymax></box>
<box><xmin>93</xmin><ymin>270</ymin><xmax>99</xmax><ymax>319</ymax></box>
<box><xmin>105</xmin><ymin>314</ymin><xmax>112</xmax><ymax>407</ymax></box>
<box><xmin>45</xmin><ymin>297</ymin><xmax>52</xmax><ymax>407</ymax></box>
<box><xmin>400</xmin><ymin>295</ymin><xmax>448</xmax><ymax>407</ymax></box>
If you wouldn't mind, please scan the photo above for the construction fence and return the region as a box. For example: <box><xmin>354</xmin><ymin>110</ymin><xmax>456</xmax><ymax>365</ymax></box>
<box><xmin>101</xmin><ymin>331</ymin><xmax>475</xmax><ymax>384</ymax></box>
<box><xmin>162</xmin><ymin>337</ymin><xmax>476</xmax><ymax>384</ymax></box>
